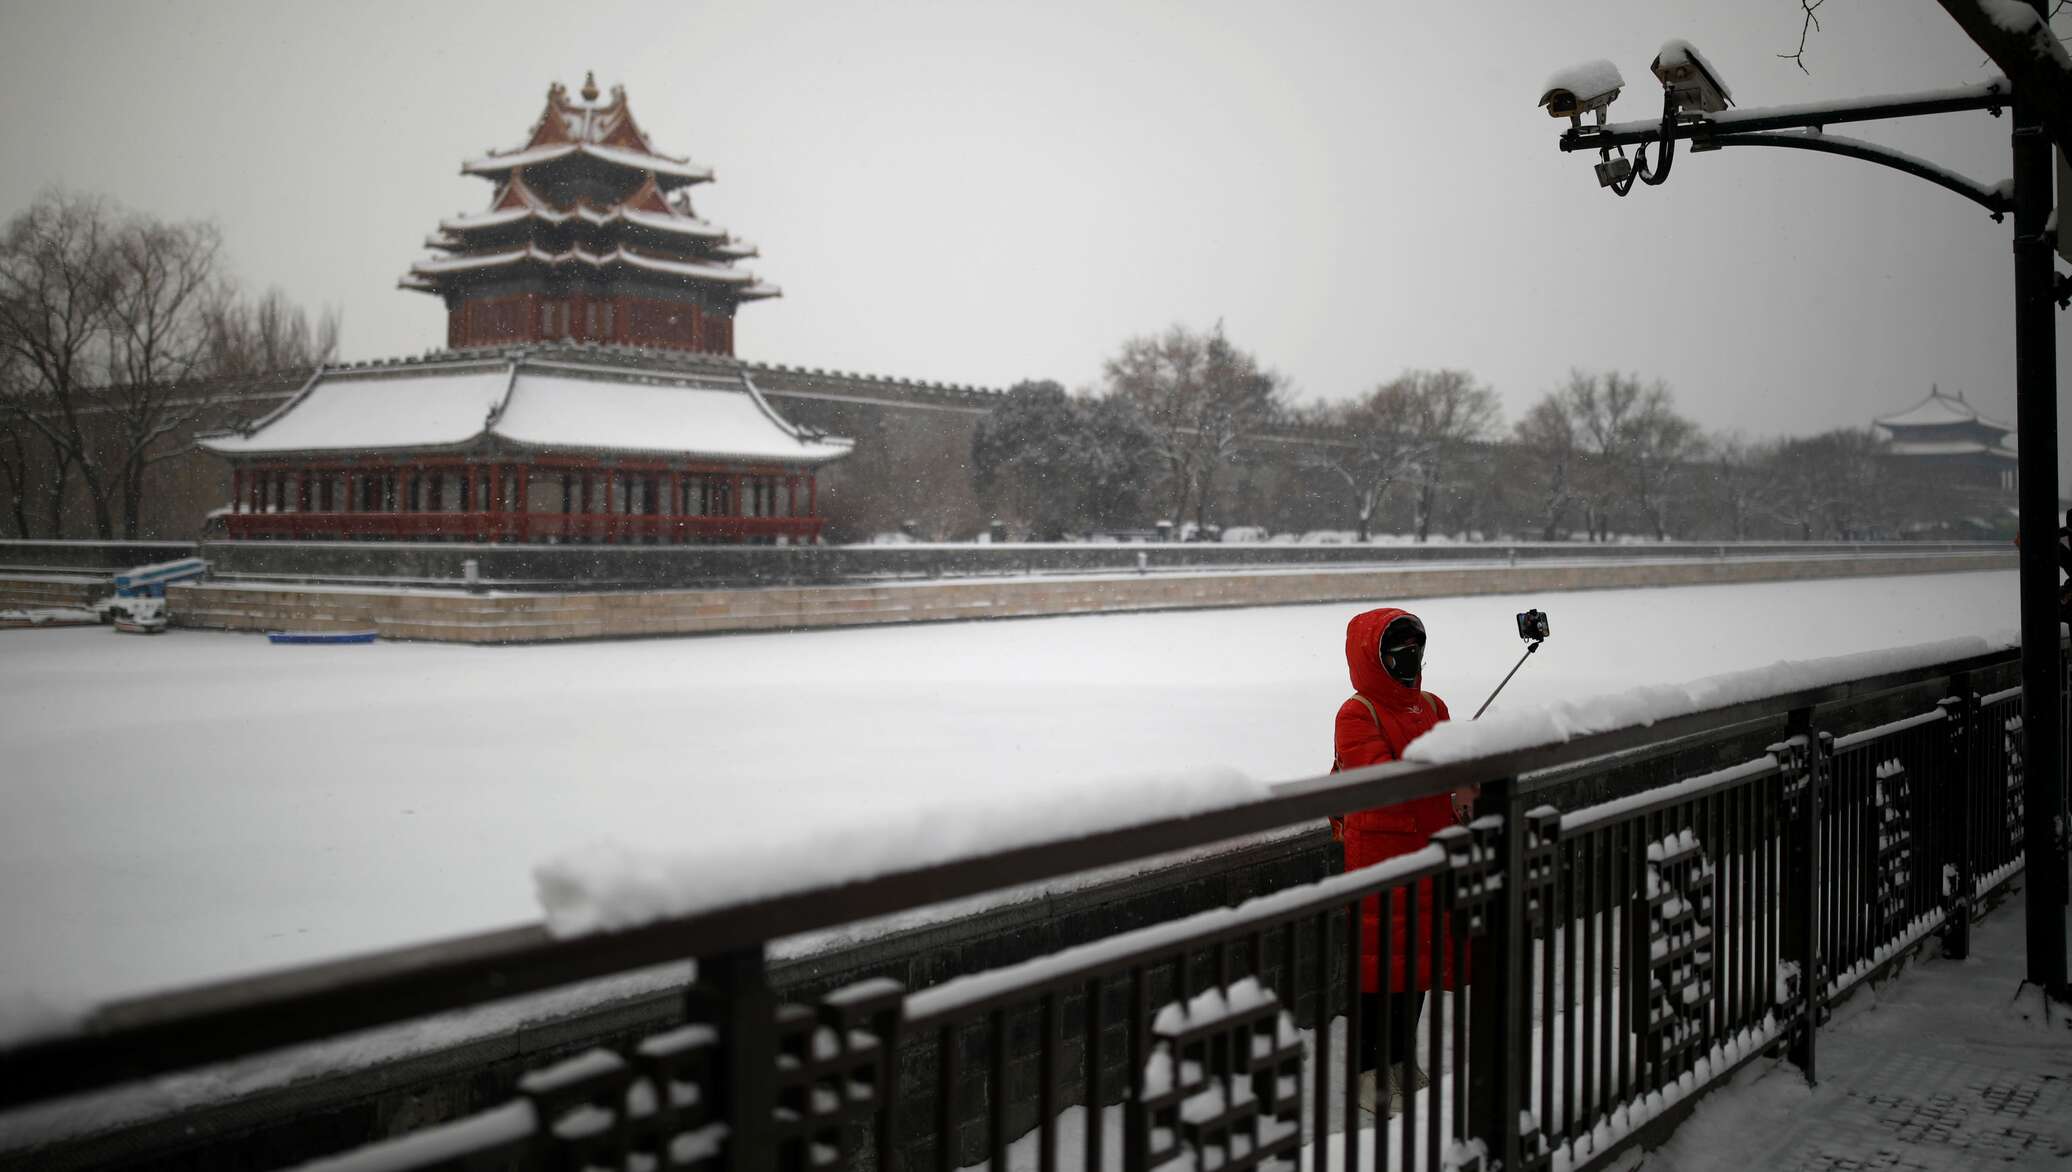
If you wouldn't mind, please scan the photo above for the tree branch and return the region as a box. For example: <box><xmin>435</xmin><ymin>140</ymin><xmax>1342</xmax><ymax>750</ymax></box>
<box><xmin>1780</xmin><ymin>0</ymin><xmax>1828</xmax><ymax>75</ymax></box>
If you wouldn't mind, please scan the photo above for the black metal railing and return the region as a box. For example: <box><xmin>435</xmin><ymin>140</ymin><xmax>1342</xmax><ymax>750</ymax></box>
<box><xmin>0</xmin><ymin>640</ymin><xmax>2060</xmax><ymax>1172</ymax></box>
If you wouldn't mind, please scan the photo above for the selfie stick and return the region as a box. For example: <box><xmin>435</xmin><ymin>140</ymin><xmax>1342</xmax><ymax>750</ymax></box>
<box><xmin>1473</xmin><ymin>639</ymin><xmax>1544</xmax><ymax>720</ymax></box>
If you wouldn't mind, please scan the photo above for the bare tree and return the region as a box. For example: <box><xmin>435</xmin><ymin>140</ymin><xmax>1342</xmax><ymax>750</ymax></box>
<box><xmin>1300</xmin><ymin>382</ymin><xmax>1425</xmax><ymax>541</ymax></box>
<box><xmin>1622</xmin><ymin>385</ymin><xmax>1703</xmax><ymax>541</ymax></box>
<box><xmin>0</xmin><ymin>191</ymin><xmax>120</xmax><ymax>538</ymax></box>
<box><xmin>1765</xmin><ymin>428</ymin><xmax>1889</xmax><ymax>540</ymax></box>
<box><xmin>100</xmin><ymin>217</ymin><xmax>233</xmax><ymax>538</ymax></box>
<box><xmin>1532</xmin><ymin>371</ymin><xmax>1699</xmax><ymax>542</ymax></box>
<box><xmin>207</xmin><ymin>286</ymin><xmax>339</xmax><ymax>378</ymax></box>
<box><xmin>0</xmin><ymin>191</ymin><xmax>341</xmax><ymax>539</ymax></box>
<box><xmin>1560</xmin><ymin>371</ymin><xmax>1640</xmax><ymax>542</ymax></box>
<box><xmin>1400</xmin><ymin>369</ymin><xmax>1501</xmax><ymax>543</ymax></box>
<box><xmin>1104</xmin><ymin>322</ymin><xmax>1284</xmax><ymax>531</ymax></box>
<box><xmin>0</xmin><ymin>347</ymin><xmax>30</xmax><ymax>537</ymax></box>
<box><xmin>1705</xmin><ymin>432</ymin><xmax>1779</xmax><ymax>541</ymax></box>
<box><xmin>1513</xmin><ymin>391</ymin><xmax>1582</xmax><ymax>541</ymax></box>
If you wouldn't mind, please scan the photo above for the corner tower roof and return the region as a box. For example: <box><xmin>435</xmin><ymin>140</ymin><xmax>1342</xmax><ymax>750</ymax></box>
<box><xmin>1874</xmin><ymin>387</ymin><xmax>2011</xmax><ymax>435</ymax></box>
<box><xmin>404</xmin><ymin>76</ymin><xmax>779</xmax><ymax>353</ymax></box>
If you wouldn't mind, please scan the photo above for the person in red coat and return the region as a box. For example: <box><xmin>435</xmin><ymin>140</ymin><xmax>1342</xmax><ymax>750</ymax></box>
<box><xmin>1332</xmin><ymin>606</ymin><xmax>1473</xmax><ymax>1115</ymax></box>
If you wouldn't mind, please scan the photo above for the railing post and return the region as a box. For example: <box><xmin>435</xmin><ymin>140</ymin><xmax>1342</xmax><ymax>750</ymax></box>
<box><xmin>1938</xmin><ymin>676</ymin><xmax>1976</xmax><ymax>960</ymax></box>
<box><xmin>706</xmin><ymin>947</ymin><xmax>777</xmax><ymax>1172</ymax></box>
<box><xmin>1467</xmin><ymin>777</ymin><xmax>1525</xmax><ymax>1171</ymax></box>
<box><xmin>1773</xmin><ymin>708</ymin><xmax>1825</xmax><ymax>1084</ymax></box>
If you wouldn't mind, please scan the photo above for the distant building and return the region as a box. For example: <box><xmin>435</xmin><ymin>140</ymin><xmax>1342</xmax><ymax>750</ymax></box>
<box><xmin>403</xmin><ymin>73</ymin><xmax>777</xmax><ymax>355</ymax></box>
<box><xmin>1873</xmin><ymin>386</ymin><xmax>2018</xmax><ymax>536</ymax></box>
<box><xmin>202</xmin><ymin>76</ymin><xmax>851</xmax><ymax>545</ymax></box>
<box><xmin>1874</xmin><ymin>386</ymin><xmax>2018</xmax><ymax>493</ymax></box>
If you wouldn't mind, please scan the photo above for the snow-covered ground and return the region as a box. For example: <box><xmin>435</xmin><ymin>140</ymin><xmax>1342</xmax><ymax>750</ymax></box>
<box><xmin>0</xmin><ymin>570</ymin><xmax>2016</xmax><ymax>1022</ymax></box>
<box><xmin>1642</xmin><ymin>881</ymin><xmax>2070</xmax><ymax>1171</ymax></box>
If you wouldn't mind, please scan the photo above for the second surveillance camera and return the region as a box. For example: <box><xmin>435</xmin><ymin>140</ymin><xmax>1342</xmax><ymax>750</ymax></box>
<box><xmin>1540</xmin><ymin>59</ymin><xmax>1625</xmax><ymax>122</ymax></box>
<box><xmin>1652</xmin><ymin>40</ymin><xmax>1733</xmax><ymax>115</ymax></box>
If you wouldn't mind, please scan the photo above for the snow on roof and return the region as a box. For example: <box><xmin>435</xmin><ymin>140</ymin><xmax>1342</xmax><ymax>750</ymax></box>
<box><xmin>200</xmin><ymin>364</ymin><xmax>514</xmax><ymax>455</ymax></box>
<box><xmin>617</xmin><ymin>208</ymin><xmax>727</xmax><ymax>239</ymax></box>
<box><xmin>436</xmin><ymin>206</ymin><xmax>731</xmax><ymax>241</ymax></box>
<box><xmin>1874</xmin><ymin>388</ymin><xmax>2012</xmax><ymax>433</ymax></box>
<box><xmin>463</xmin><ymin>143</ymin><xmax>713</xmax><ymax>187</ymax></box>
<box><xmin>199</xmin><ymin>358</ymin><xmax>850</xmax><ymax>464</ymax></box>
<box><xmin>494</xmin><ymin>366</ymin><xmax>851</xmax><ymax>462</ymax></box>
<box><xmin>406</xmin><ymin>244</ymin><xmax>761</xmax><ymax>285</ymax></box>
<box><xmin>1541</xmin><ymin>59</ymin><xmax>1624</xmax><ymax>105</ymax></box>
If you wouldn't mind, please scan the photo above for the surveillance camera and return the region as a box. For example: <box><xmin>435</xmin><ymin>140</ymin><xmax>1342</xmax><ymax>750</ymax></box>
<box><xmin>1652</xmin><ymin>40</ymin><xmax>1733</xmax><ymax>115</ymax></box>
<box><xmin>1540</xmin><ymin>59</ymin><xmax>1625</xmax><ymax>121</ymax></box>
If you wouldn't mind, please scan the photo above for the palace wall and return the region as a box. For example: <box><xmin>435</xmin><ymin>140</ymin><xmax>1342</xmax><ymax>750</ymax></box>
<box><xmin>2</xmin><ymin>352</ymin><xmax>2013</xmax><ymax>546</ymax></box>
<box><xmin>0</xmin><ymin>356</ymin><xmax>1344</xmax><ymax>545</ymax></box>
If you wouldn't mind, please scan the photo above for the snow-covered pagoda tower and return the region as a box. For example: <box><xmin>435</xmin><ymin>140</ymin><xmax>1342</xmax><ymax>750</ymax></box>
<box><xmin>1873</xmin><ymin>386</ymin><xmax>2018</xmax><ymax>493</ymax></box>
<box><xmin>403</xmin><ymin>73</ymin><xmax>777</xmax><ymax>354</ymax></box>
<box><xmin>201</xmin><ymin>76</ymin><xmax>849</xmax><ymax>546</ymax></box>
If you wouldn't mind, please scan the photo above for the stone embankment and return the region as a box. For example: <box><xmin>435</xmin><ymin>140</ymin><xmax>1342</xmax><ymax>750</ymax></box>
<box><xmin>162</xmin><ymin>548</ymin><xmax>2009</xmax><ymax>643</ymax></box>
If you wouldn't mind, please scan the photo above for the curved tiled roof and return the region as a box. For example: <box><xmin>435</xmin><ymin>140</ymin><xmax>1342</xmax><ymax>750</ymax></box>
<box><xmin>200</xmin><ymin>350</ymin><xmax>851</xmax><ymax>464</ymax></box>
<box><xmin>1874</xmin><ymin>388</ymin><xmax>2011</xmax><ymax>434</ymax></box>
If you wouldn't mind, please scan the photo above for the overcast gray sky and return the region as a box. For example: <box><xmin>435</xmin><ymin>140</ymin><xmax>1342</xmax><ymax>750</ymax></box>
<box><xmin>2</xmin><ymin>0</ymin><xmax>2065</xmax><ymax>486</ymax></box>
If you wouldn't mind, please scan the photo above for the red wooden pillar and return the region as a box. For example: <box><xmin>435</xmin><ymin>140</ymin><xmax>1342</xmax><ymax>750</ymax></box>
<box><xmin>604</xmin><ymin>467</ymin><xmax>618</xmax><ymax>545</ymax></box>
<box><xmin>231</xmin><ymin>467</ymin><xmax>244</xmax><ymax>516</ymax></box>
<box><xmin>808</xmin><ymin>474</ymin><xmax>817</xmax><ymax>517</ymax></box>
<box><xmin>495</xmin><ymin>463</ymin><xmax>509</xmax><ymax>542</ymax></box>
<box><xmin>513</xmin><ymin>462</ymin><xmax>528</xmax><ymax>542</ymax></box>
<box><xmin>662</xmin><ymin>467</ymin><xmax>676</xmax><ymax>544</ymax></box>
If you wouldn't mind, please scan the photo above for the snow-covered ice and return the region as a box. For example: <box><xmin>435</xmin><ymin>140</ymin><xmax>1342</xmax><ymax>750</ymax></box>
<box><xmin>0</xmin><ymin>570</ymin><xmax>2016</xmax><ymax>1020</ymax></box>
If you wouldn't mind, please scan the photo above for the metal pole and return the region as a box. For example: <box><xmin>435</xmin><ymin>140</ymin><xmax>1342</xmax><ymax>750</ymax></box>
<box><xmin>2009</xmin><ymin>11</ymin><xmax>2070</xmax><ymax>995</ymax></box>
<box><xmin>1473</xmin><ymin>640</ymin><xmax>1542</xmax><ymax>719</ymax></box>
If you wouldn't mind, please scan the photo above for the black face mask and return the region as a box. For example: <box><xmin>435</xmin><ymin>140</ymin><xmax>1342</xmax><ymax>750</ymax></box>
<box><xmin>1380</xmin><ymin>618</ymin><xmax>1426</xmax><ymax>685</ymax></box>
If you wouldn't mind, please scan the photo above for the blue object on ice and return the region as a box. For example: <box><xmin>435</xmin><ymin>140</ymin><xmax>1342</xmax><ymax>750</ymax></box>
<box><xmin>112</xmin><ymin>558</ymin><xmax>208</xmax><ymax>599</ymax></box>
<box><xmin>267</xmin><ymin>630</ymin><xmax>378</xmax><ymax>645</ymax></box>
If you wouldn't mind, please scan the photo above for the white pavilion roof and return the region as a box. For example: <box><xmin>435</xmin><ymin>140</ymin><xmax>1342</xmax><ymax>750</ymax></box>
<box><xmin>1874</xmin><ymin>389</ymin><xmax>2012</xmax><ymax>434</ymax></box>
<box><xmin>201</xmin><ymin>356</ymin><xmax>851</xmax><ymax>464</ymax></box>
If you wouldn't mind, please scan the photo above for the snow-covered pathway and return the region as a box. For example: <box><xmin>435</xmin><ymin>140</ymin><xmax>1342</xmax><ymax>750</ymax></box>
<box><xmin>1639</xmin><ymin>881</ymin><xmax>2071</xmax><ymax>1170</ymax></box>
<box><xmin>0</xmin><ymin>571</ymin><xmax>2016</xmax><ymax>1018</ymax></box>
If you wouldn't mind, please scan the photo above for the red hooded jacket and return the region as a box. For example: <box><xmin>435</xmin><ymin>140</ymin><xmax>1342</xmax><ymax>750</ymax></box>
<box><xmin>1335</xmin><ymin>606</ymin><xmax>1463</xmax><ymax>993</ymax></box>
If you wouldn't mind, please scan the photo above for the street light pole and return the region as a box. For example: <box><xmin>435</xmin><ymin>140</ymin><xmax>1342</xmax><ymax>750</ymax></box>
<box><xmin>2009</xmin><ymin>0</ymin><xmax>2068</xmax><ymax>995</ymax></box>
<box><xmin>1552</xmin><ymin>39</ymin><xmax>2068</xmax><ymax>994</ymax></box>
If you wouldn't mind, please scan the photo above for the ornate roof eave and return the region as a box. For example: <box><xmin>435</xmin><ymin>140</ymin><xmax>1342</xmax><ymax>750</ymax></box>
<box><xmin>462</xmin><ymin>143</ymin><xmax>713</xmax><ymax>189</ymax></box>
<box><xmin>429</xmin><ymin>209</ymin><xmax>743</xmax><ymax>263</ymax></box>
<box><xmin>407</xmin><ymin>244</ymin><xmax>767</xmax><ymax>285</ymax></box>
<box><xmin>1874</xmin><ymin>388</ymin><xmax>2013</xmax><ymax>435</ymax></box>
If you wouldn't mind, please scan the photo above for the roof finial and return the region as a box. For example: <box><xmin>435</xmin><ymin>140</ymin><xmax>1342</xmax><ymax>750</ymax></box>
<box><xmin>581</xmin><ymin>71</ymin><xmax>600</xmax><ymax>102</ymax></box>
